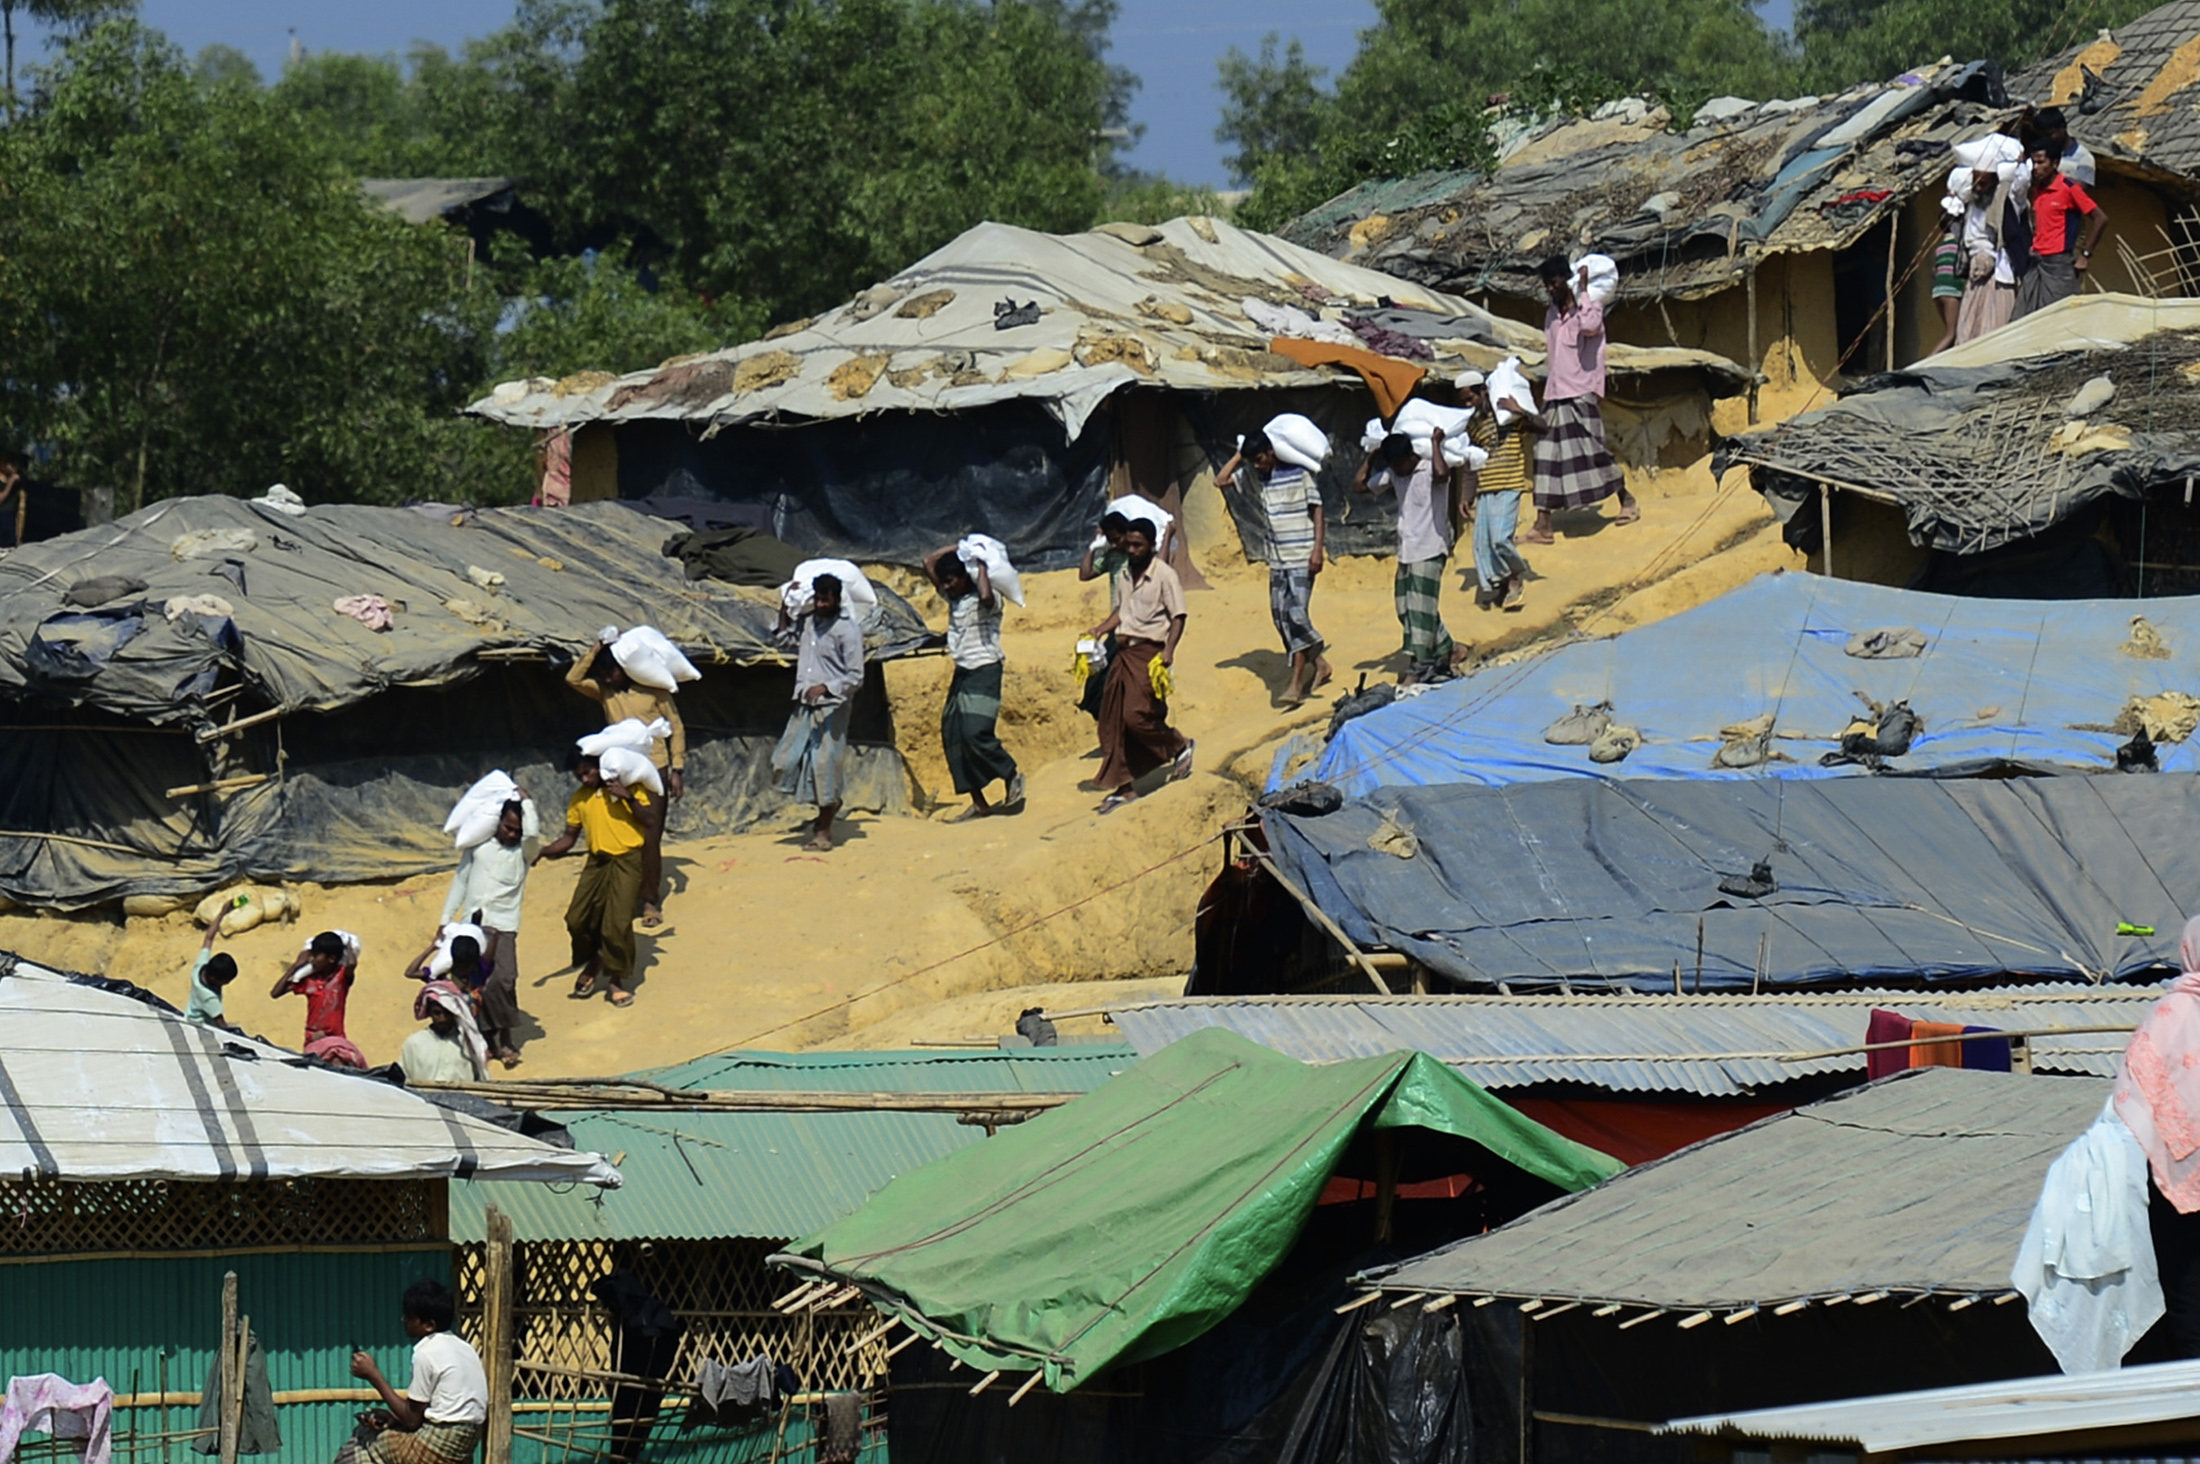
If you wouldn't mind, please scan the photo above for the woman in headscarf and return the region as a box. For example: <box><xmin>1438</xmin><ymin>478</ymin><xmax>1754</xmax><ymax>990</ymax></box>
<box><xmin>2113</xmin><ymin>915</ymin><xmax>2200</xmax><ymax>1354</ymax></box>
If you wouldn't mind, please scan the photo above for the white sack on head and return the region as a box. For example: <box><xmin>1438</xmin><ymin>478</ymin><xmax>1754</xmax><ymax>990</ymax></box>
<box><xmin>781</xmin><ymin>557</ymin><xmax>878</xmax><ymax>614</ymax></box>
<box><xmin>1953</xmin><ymin>133</ymin><xmax>2025</xmax><ymax>170</ymax></box>
<box><xmin>1571</xmin><ymin>253</ymin><xmax>1620</xmax><ymax>305</ymax></box>
<box><xmin>445</xmin><ymin>771</ymin><xmax>519</xmax><ymax>851</ymax></box>
<box><xmin>297</xmin><ymin>930</ymin><xmax>363</xmax><ymax>971</ymax></box>
<box><xmin>577</xmin><ymin>717</ymin><xmax>670</xmax><ymax>757</ymax></box>
<box><xmin>956</xmin><ymin>533</ymin><xmax>1025</xmax><ymax>607</ymax></box>
<box><xmin>1487</xmin><ymin>357</ymin><xmax>1539</xmax><ymax>427</ymax></box>
<box><xmin>427</xmin><ymin>921</ymin><xmax>489</xmax><ymax>978</ymax></box>
<box><xmin>1396</xmin><ymin>400</ymin><xmax>1477</xmax><ymax>468</ymax></box>
<box><xmin>1263</xmin><ymin>413</ymin><xmax>1331</xmax><ymax>472</ymax></box>
<box><xmin>610</xmin><ymin>625</ymin><xmax>700</xmax><ymax>692</ymax></box>
<box><xmin>598</xmin><ymin>744</ymin><xmax>665</xmax><ymax>797</ymax></box>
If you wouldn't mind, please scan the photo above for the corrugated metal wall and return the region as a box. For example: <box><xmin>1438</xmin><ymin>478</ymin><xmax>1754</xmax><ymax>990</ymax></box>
<box><xmin>0</xmin><ymin>1249</ymin><xmax>452</xmax><ymax>1463</ymax></box>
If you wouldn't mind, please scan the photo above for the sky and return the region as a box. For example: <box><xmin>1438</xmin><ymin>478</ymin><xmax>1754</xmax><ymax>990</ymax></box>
<box><xmin>32</xmin><ymin>0</ymin><xmax>1793</xmax><ymax>187</ymax></box>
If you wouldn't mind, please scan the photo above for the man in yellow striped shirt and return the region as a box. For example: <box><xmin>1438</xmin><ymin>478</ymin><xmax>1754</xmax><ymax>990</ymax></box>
<box><xmin>1462</xmin><ymin>374</ymin><xmax>1539</xmax><ymax>612</ymax></box>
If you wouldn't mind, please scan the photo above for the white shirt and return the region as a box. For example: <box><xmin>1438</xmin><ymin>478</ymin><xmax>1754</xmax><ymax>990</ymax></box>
<box><xmin>399</xmin><ymin>1029</ymin><xmax>478</xmax><ymax>1087</ymax></box>
<box><xmin>440</xmin><ymin>799</ymin><xmax>540</xmax><ymax>931</ymax></box>
<box><xmin>1372</xmin><ymin>460</ymin><xmax>1451</xmax><ymax>564</ymax></box>
<box><xmin>945</xmin><ymin>592</ymin><xmax>1004</xmax><ymax>671</ymax></box>
<box><xmin>406</xmin><ymin>1332</ymin><xmax>488</xmax><ymax>1425</ymax></box>
<box><xmin>2060</xmin><ymin>138</ymin><xmax>2097</xmax><ymax>187</ymax></box>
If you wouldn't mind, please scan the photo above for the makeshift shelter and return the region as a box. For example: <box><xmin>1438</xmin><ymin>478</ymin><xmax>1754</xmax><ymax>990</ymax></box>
<box><xmin>1349</xmin><ymin>1069</ymin><xmax>2113</xmax><ymax>1464</ymax></box>
<box><xmin>772</xmin><ymin>1027</ymin><xmax>1618</xmax><ymax>1462</ymax></box>
<box><xmin>1723</xmin><ymin>298</ymin><xmax>2200</xmax><ymax>595</ymax></box>
<box><xmin>467</xmin><ymin>217</ymin><xmax>1746</xmax><ymax>568</ymax></box>
<box><xmin>1105</xmin><ymin>986</ymin><xmax>2161</xmax><ymax>1162</ymax></box>
<box><xmin>0</xmin><ymin>496</ymin><xmax>936</xmax><ymax>909</ymax></box>
<box><xmin>1288</xmin><ymin>62</ymin><xmax>2038</xmax><ymax>401</ymax></box>
<box><xmin>1290</xmin><ymin>573</ymin><xmax>2200</xmax><ymax>796</ymax></box>
<box><xmin>1662</xmin><ymin>1356</ymin><xmax>2200</xmax><ymax>1461</ymax></box>
<box><xmin>1257</xmin><ymin>771</ymin><xmax>2197</xmax><ymax>993</ymax></box>
<box><xmin>439</xmin><ymin>1044</ymin><xmax>1133</xmax><ymax>1464</ymax></box>
<box><xmin>0</xmin><ymin>952</ymin><xmax>619</xmax><ymax>1463</ymax></box>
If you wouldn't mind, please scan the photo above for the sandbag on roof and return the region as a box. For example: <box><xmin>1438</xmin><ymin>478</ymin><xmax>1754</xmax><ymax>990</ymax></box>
<box><xmin>468</xmin><ymin>216</ymin><xmax>1748</xmax><ymax>438</ymax></box>
<box><xmin>1291</xmin><ymin>573</ymin><xmax>2200</xmax><ymax>796</ymax></box>
<box><xmin>1723</xmin><ymin>298</ymin><xmax>2200</xmax><ymax>556</ymax></box>
<box><xmin>0</xmin><ymin>496</ymin><xmax>932</xmax><ymax>724</ymax></box>
<box><xmin>773</xmin><ymin>1027</ymin><xmax>1619</xmax><ymax>1392</ymax></box>
<box><xmin>1261</xmin><ymin>772</ymin><xmax>2197</xmax><ymax>992</ymax></box>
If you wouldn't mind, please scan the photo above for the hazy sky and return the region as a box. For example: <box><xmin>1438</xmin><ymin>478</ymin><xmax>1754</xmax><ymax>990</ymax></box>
<box><xmin>32</xmin><ymin>0</ymin><xmax>1794</xmax><ymax>186</ymax></box>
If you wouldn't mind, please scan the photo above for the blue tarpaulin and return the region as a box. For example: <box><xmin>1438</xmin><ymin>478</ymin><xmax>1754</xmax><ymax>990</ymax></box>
<box><xmin>1283</xmin><ymin>574</ymin><xmax>2200</xmax><ymax>796</ymax></box>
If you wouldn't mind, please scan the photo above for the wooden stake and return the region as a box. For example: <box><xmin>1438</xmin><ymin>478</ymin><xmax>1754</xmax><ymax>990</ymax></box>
<box><xmin>845</xmin><ymin>1319</ymin><xmax>899</xmax><ymax>1355</ymax></box>
<box><xmin>1723</xmin><ymin>1307</ymin><xmax>1758</xmax><ymax>1325</ymax></box>
<box><xmin>218</xmin><ymin>1274</ymin><xmax>239</xmax><ymax>1464</ymax></box>
<box><xmin>968</xmin><ymin>1371</ymin><xmax>1001</xmax><ymax>1397</ymax></box>
<box><xmin>1677</xmin><ymin>1311</ymin><xmax>1714</xmax><ymax>1330</ymax></box>
<box><xmin>1422</xmin><ymin>1295</ymin><xmax>1459</xmax><ymax>1314</ymax></box>
<box><xmin>1773</xmin><ymin>1299</ymin><xmax>1811</xmax><ymax>1316</ymax></box>
<box><xmin>1008</xmin><ymin>1372</ymin><xmax>1045</xmax><ymax>1407</ymax></box>
<box><xmin>1819</xmin><ymin>488</ymin><xmax>1836</xmax><ymax>581</ymax></box>
<box><xmin>483</xmin><ymin>1205</ymin><xmax>515</xmax><ymax>1464</ymax></box>
<box><xmin>1333</xmin><ymin>1292</ymin><xmax>1382</xmax><ymax>1315</ymax></box>
<box><xmin>1591</xmin><ymin>1304</ymin><xmax>1623</xmax><ymax>1318</ymax></box>
<box><xmin>1386</xmin><ymin>1292</ymin><xmax>1427</xmax><ymax>1311</ymax></box>
<box><xmin>1616</xmin><ymin>1310</ymin><xmax>1665</xmax><ymax>1331</ymax></box>
<box><xmin>886</xmin><ymin>1332</ymin><xmax>925</xmax><ymax>1358</ymax></box>
<box><xmin>1373</xmin><ymin>1130</ymin><xmax>1399</xmax><ymax>1244</ymax></box>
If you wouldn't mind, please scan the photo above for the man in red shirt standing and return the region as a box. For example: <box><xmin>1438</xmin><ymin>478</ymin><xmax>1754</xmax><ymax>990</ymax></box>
<box><xmin>2015</xmin><ymin>144</ymin><xmax>2108</xmax><ymax>320</ymax></box>
<box><xmin>272</xmin><ymin>931</ymin><xmax>358</xmax><ymax>1049</ymax></box>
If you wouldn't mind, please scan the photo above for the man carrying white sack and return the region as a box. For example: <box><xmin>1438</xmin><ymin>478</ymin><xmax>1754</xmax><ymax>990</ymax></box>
<box><xmin>440</xmin><ymin>791</ymin><xmax>539</xmax><ymax>1068</ymax></box>
<box><xmin>1355</xmin><ymin>425</ymin><xmax>1470</xmax><ymax>683</ymax></box>
<box><xmin>772</xmin><ymin>573</ymin><xmax>867</xmax><ymax>852</ymax></box>
<box><xmin>923</xmin><ymin>542</ymin><xmax>1025</xmax><ymax>820</ymax></box>
<box><xmin>1460</xmin><ymin>371</ymin><xmax>1536</xmax><ymax>611</ymax></box>
<box><xmin>1218</xmin><ymin>426</ymin><xmax>1332</xmax><ymax>707</ymax></box>
<box><xmin>565</xmin><ymin>627</ymin><xmax>688</xmax><ymax>928</ymax></box>
<box><xmin>1527</xmin><ymin>256</ymin><xmax>1637</xmax><ymax>543</ymax></box>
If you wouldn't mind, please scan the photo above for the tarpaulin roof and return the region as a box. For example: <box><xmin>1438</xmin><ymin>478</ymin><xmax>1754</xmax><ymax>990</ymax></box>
<box><xmin>1362</xmin><ymin>1067</ymin><xmax>2107</xmax><ymax>1310</ymax></box>
<box><xmin>1292</xmin><ymin>573</ymin><xmax>2200</xmax><ymax>796</ymax></box>
<box><xmin>1105</xmin><ymin>987</ymin><xmax>2161</xmax><ymax>1095</ymax></box>
<box><xmin>1660</xmin><ymin>1356</ymin><xmax>2200</xmax><ymax>1452</ymax></box>
<box><xmin>0</xmin><ymin>953</ymin><xmax>621</xmax><ymax>1186</ymax></box>
<box><xmin>467</xmin><ymin>217</ymin><xmax>1748</xmax><ymax>440</ymax></box>
<box><xmin>1286</xmin><ymin>61</ymin><xmax>2009</xmax><ymax>303</ymax></box>
<box><xmin>449</xmin><ymin>1046</ymin><xmax>1136</xmax><ymax>1243</ymax></box>
<box><xmin>1262</xmin><ymin>772</ymin><xmax>2197</xmax><ymax>992</ymax></box>
<box><xmin>0</xmin><ymin>495</ymin><xmax>930</xmax><ymax>724</ymax></box>
<box><xmin>2015</xmin><ymin>0</ymin><xmax>2200</xmax><ymax>189</ymax></box>
<box><xmin>773</xmin><ymin>1027</ymin><xmax>1620</xmax><ymax>1391</ymax></box>
<box><xmin>1722</xmin><ymin>298</ymin><xmax>2200</xmax><ymax>555</ymax></box>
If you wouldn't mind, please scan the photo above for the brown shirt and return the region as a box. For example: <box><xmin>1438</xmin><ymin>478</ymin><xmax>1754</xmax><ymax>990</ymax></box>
<box><xmin>1114</xmin><ymin>557</ymin><xmax>1187</xmax><ymax>644</ymax></box>
<box><xmin>566</xmin><ymin>655</ymin><xmax>687</xmax><ymax>770</ymax></box>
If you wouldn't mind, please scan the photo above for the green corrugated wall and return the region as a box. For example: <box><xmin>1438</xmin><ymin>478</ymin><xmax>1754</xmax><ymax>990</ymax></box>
<box><xmin>0</xmin><ymin>1249</ymin><xmax>452</xmax><ymax>1463</ymax></box>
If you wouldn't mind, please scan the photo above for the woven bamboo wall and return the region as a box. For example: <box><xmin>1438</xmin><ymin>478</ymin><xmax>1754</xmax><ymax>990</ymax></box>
<box><xmin>0</xmin><ymin>1177</ymin><xmax>444</xmax><ymax>1254</ymax></box>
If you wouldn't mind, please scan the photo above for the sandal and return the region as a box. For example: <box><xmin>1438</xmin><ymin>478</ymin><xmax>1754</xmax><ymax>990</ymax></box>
<box><xmin>1098</xmin><ymin>791</ymin><xmax>1137</xmax><ymax>815</ymax></box>
<box><xmin>608</xmin><ymin>990</ymin><xmax>634</xmax><ymax>1008</ymax></box>
<box><xmin>1169</xmin><ymin>740</ymin><xmax>1197</xmax><ymax>783</ymax></box>
<box><xmin>571</xmin><ymin>968</ymin><xmax>600</xmax><ymax>1000</ymax></box>
<box><xmin>640</xmin><ymin>903</ymin><xmax>663</xmax><ymax>929</ymax></box>
<box><xmin>949</xmin><ymin>804</ymin><xmax>991</xmax><ymax>823</ymax></box>
<box><xmin>1613</xmin><ymin>503</ymin><xmax>1641</xmax><ymax>525</ymax></box>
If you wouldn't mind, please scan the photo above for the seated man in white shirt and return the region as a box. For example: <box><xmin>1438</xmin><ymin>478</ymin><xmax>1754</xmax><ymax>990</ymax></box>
<box><xmin>343</xmin><ymin>1280</ymin><xmax>489</xmax><ymax>1464</ymax></box>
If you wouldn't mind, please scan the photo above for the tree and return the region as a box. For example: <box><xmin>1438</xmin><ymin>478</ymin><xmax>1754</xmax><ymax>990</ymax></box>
<box><xmin>2</xmin><ymin>0</ymin><xmax>131</xmax><ymax>116</ymax></box>
<box><xmin>1793</xmin><ymin>0</ymin><xmax>2161</xmax><ymax>91</ymax></box>
<box><xmin>0</xmin><ymin>22</ymin><xmax>512</xmax><ymax>508</ymax></box>
<box><xmin>191</xmin><ymin>42</ymin><xmax>258</xmax><ymax>89</ymax></box>
<box><xmin>1216</xmin><ymin>34</ymin><xmax>1328</xmax><ymax>187</ymax></box>
<box><xmin>492</xmin><ymin>242</ymin><xmax>761</xmax><ymax>383</ymax></box>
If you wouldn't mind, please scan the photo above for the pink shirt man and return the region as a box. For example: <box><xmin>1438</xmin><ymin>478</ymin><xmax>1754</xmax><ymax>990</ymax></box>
<box><xmin>1543</xmin><ymin>296</ymin><xmax>1607</xmax><ymax>401</ymax></box>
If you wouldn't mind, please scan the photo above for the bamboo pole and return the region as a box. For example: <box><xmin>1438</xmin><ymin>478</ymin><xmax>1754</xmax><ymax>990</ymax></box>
<box><xmin>413</xmin><ymin>1081</ymin><xmax>1085</xmax><ymax>1115</ymax></box>
<box><xmin>217</xmin><ymin>1275</ymin><xmax>239</xmax><ymax>1464</ymax></box>
<box><xmin>483</xmin><ymin>1204</ymin><xmax>515</xmax><ymax>1464</ymax></box>
<box><xmin>195</xmin><ymin>706</ymin><xmax>284</xmax><ymax>743</ymax></box>
<box><xmin>167</xmin><ymin>774</ymin><xmax>271</xmax><ymax>800</ymax></box>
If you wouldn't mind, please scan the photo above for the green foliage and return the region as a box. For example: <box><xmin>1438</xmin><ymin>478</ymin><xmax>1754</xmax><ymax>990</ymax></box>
<box><xmin>0</xmin><ymin>21</ymin><xmax>513</xmax><ymax>508</ymax></box>
<box><xmin>1791</xmin><ymin>0</ymin><xmax>2164</xmax><ymax>91</ymax></box>
<box><xmin>1216</xmin><ymin>34</ymin><xmax>1329</xmax><ymax>184</ymax></box>
<box><xmin>493</xmin><ymin>243</ymin><xmax>762</xmax><ymax>384</ymax></box>
<box><xmin>190</xmin><ymin>42</ymin><xmax>258</xmax><ymax>89</ymax></box>
<box><xmin>1099</xmin><ymin>172</ymin><xmax>1234</xmax><ymax>226</ymax></box>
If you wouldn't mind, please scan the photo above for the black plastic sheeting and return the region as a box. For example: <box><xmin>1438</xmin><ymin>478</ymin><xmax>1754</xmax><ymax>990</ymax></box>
<box><xmin>614</xmin><ymin>402</ymin><xmax>1114</xmax><ymax>572</ymax></box>
<box><xmin>1183</xmin><ymin>387</ymin><xmax>1401</xmax><ymax>561</ymax></box>
<box><xmin>1263</xmin><ymin>773</ymin><xmax>2198</xmax><ymax>992</ymax></box>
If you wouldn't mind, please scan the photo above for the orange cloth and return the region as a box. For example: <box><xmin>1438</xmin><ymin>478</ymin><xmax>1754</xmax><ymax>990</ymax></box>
<box><xmin>1266</xmin><ymin>337</ymin><xmax>1427</xmax><ymax>419</ymax></box>
<box><xmin>1909</xmin><ymin>1020</ymin><xmax>1967</xmax><ymax>1069</ymax></box>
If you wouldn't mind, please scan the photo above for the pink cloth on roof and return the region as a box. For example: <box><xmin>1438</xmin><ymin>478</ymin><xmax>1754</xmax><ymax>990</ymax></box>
<box><xmin>2113</xmin><ymin>917</ymin><xmax>2200</xmax><ymax>1212</ymax></box>
<box><xmin>0</xmin><ymin>1374</ymin><xmax>114</xmax><ymax>1464</ymax></box>
<box><xmin>1542</xmin><ymin>296</ymin><xmax>1607</xmax><ymax>401</ymax></box>
<box><xmin>538</xmin><ymin>430</ymin><xmax>572</xmax><ymax>508</ymax></box>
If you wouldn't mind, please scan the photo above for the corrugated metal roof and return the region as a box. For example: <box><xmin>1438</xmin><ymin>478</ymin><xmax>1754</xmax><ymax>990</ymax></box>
<box><xmin>1365</xmin><ymin>1068</ymin><xmax>2109</xmax><ymax>1309</ymax></box>
<box><xmin>2016</xmin><ymin>1</ymin><xmax>2200</xmax><ymax>187</ymax></box>
<box><xmin>1660</xmin><ymin>1356</ymin><xmax>2200</xmax><ymax>1451</ymax></box>
<box><xmin>1107</xmin><ymin>988</ymin><xmax>2160</xmax><ymax>1096</ymax></box>
<box><xmin>452</xmin><ymin>1046</ymin><xmax>1136</xmax><ymax>1243</ymax></box>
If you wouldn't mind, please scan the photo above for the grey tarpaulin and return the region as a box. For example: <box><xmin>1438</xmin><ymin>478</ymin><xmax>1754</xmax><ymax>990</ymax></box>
<box><xmin>1262</xmin><ymin>773</ymin><xmax>2197</xmax><ymax>992</ymax></box>
<box><xmin>1722</xmin><ymin>307</ymin><xmax>2200</xmax><ymax>557</ymax></box>
<box><xmin>0</xmin><ymin>497</ymin><xmax>937</xmax><ymax>907</ymax></box>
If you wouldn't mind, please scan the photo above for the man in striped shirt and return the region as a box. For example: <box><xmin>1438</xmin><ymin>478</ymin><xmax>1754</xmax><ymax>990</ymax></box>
<box><xmin>1463</xmin><ymin>374</ymin><xmax>1537</xmax><ymax>612</ymax></box>
<box><xmin>1219</xmin><ymin>429</ymin><xmax>1332</xmax><ymax>706</ymax></box>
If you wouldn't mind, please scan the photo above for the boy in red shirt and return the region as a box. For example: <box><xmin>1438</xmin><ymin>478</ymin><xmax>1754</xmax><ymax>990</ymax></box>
<box><xmin>271</xmin><ymin>931</ymin><xmax>358</xmax><ymax>1047</ymax></box>
<box><xmin>2014</xmin><ymin>143</ymin><xmax>2108</xmax><ymax>319</ymax></box>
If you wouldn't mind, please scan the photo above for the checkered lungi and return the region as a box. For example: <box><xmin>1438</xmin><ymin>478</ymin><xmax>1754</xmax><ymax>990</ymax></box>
<box><xmin>1268</xmin><ymin>567</ymin><xmax>1323</xmax><ymax>655</ymax></box>
<box><xmin>1533</xmin><ymin>395</ymin><xmax>1626</xmax><ymax>512</ymax></box>
<box><xmin>1393</xmin><ymin>557</ymin><xmax>1455</xmax><ymax>670</ymax></box>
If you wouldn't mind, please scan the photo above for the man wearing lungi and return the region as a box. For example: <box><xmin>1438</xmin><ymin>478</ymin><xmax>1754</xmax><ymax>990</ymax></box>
<box><xmin>1085</xmin><ymin>520</ymin><xmax>1191</xmax><ymax>814</ymax></box>
<box><xmin>1354</xmin><ymin>428</ymin><xmax>1468</xmax><ymax>681</ymax></box>
<box><xmin>924</xmin><ymin>543</ymin><xmax>1025</xmax><ymax>820</ymax></box>
<box><xmin>2013</xmin><ymin>143</ymin><xmax>2107</xmax><ymax>320</ymax></box>
<box><xmin>771</xmin><ymin>573</ymin><xmax>867</xmax><ymax>851</ymax></box>
<box><xmin>1218</xmin><ymin>428</ymin><xmax>1331</xmax><ymax>707</ymax></box>
<box><xmin>539</xmin><ymin>753</ymin><xmax>651</xmax><ymax>1007</ymax></box>
<box><xmin>341</xmin><ymin>1281</ymin><xmax>487</xmax><ymax>1464</ymax></box>
<box><xmin>1527</xmin><ymin>256</ymin><xmax>1637</xmax><ymax>543</ymax></box>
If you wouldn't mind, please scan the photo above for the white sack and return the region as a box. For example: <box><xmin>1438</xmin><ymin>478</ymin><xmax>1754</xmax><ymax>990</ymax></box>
<box><xmin>1954</xmin><ymin>133</ymin><xmax>2025</xmax><ymax>170</ymax></box>
<box><xmin>1262</xmin><ymin>413</ymin><xmax>1331</xmax><ymax>472</ymax></box>
<box><xmin>444</xmin><ymin>771</ymin><xmax>519</xmax><ymax>851</ymax></box>
<box><xmin>598</xmin><ymin>745</ymin><xmax>665</xmax><ymax>797</ymax></box>
<box><xmin>956</xmin><ymin>533</ymin><xmax>1025</xmax><ymax>607</ymax></box>
<box><xmin>1488</xmin><ymin>357</ymin><xmax>1539</xmax><ymax>427</ymax></box>
<box><xmin>610</xmin><ymin>625</ymin><xmax>701</xmax><ymax>692</ymax></box>
<box><xmin>427</xmin><ymin>921</ymin><xmax>489</xmax><ymax>978</ymax></box>
<box><xmin>781</xmin><ymin>558</ymin><xmax>879</xmax><ymax>614</ymax></box>
<box><xmin>1572</xmin><ymin>252</ymin><xmax>1620</xmax><ymax>305</ymax></box>
<box><xmin>578</xmin><ymin>718</ymin><xmax>670</xmax><ymax>757</ymax></box>
<box><xmin>1396</xmin><ymin>399</ymin><xmax>1478</xmax><ymax>468</ymax></box>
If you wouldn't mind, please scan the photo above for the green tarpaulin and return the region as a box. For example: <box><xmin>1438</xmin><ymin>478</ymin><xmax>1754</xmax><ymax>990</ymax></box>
<box><xmin>775</xmin><ymin>1028</ymin><xmax>1620</xmax><ymax>1392</ymax></box>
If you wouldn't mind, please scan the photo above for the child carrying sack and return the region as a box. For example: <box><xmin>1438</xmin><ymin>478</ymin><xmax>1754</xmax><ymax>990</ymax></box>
<box><xmin>445</xmin><ymin>771</ymin><xmax>520</xmax><ymax>850</ymax></box>
<box><xmin>1487</xmin><ymin>357</ymin><xmax>1539</xmax><ymax>426</ymax></box>
<box><xmin>1260</xmin><ymin>413</ymin><xmax>1331</xmax><ymax>472</ymax></box>
<box><xmin>427</xmin><ymin>921</ymin><xmax>489</xmax><ymax>978</ymax></box>
<box><xmin>1094</xmin><ymin>495</ymin><xmax>1173</xmax><ymax>550</ymax></box>
<box><xmin>610</xmin><ymin>626</ymin><xmax>701</xmax><ymax>692</ymax></box>
<box><xmin>1394</xmin><ymin>399</ymin><xmax>1483</xmax><ymax>469</ymax></box>
<box><xmin>578</xmin><ymin>717</ymin><xmax>671</xmax><ymax>758</ymax></box>
<box><xmin>955</xmin><ymin>533</ymin><xmax>1025</xmax><ymax>607</ymax></box>
<box><xmin>598</xmin><ymin>744</ymin><xmax>665</xmax><ymax>797</ymax></box>
<box><xmin>781</xmin><ymin>558</ymin><xmax>879</xmax><ymax>615</ymax></box>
